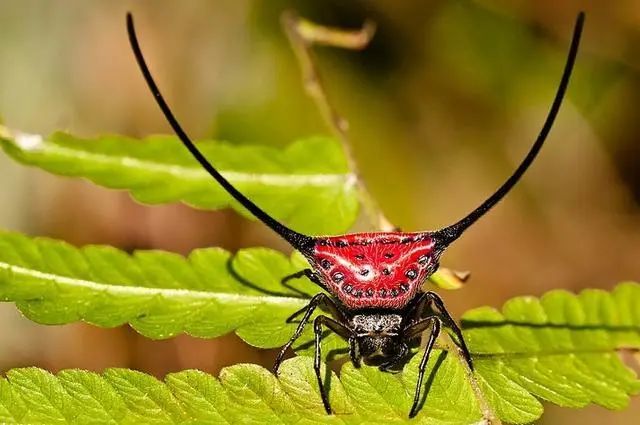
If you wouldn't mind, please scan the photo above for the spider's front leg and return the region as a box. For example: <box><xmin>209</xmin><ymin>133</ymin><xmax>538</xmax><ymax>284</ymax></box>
<box><xmin>273</xmin><ymin>293</ymin><xmax>346</xmax><ymax>373</ymax></box>
<box><xmin>312</xmin><ymin>315</ymin><xmax>352</xmax><ymax>414</ymax></box>
<box><xmin>272</xmin><ymin>292</ymin><xmax>351</xmax><ymax>415</ymax></box>
<box><xmin>281</xmin><ymin>268</ymin><xmax>327</xmax><ymax>297</ymax></box>
<box><xmin>408</xmin><ymin>291</ymin><xmax>473</xmax><ymax>370</ymax></box>
<box><xmin>348</xmin><ymin>336</ymin><xmax>361</xmax><ymax>368</ymax></box>
<box><xmin>403</xmin><ymin>315</ymin><xmax>442</xmax><ymax>418</ymax></box>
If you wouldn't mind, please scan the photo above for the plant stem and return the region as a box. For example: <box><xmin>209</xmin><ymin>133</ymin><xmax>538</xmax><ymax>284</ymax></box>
<box><xmin>281</xmin><ymin>10</ymin><xmax>395</xmax><ymax>232</ymax></box>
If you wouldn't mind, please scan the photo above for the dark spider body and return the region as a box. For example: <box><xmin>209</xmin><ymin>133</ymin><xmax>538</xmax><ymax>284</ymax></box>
<box><xmin>349</xmin><ymin>312</ymin><xmax>413</xmax><ymax>371</ymax></box>
<box><xmin>126</xmin><ymin>11</ymin><xmax>584</xmax><ymax>419</ymax></box>
<box><xmin>346</xmin><ymin>303</ymin><xmax>440</xmax><ymax>370</ymax></box>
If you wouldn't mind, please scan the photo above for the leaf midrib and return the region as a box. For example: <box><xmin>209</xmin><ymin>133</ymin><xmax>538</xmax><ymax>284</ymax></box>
<box><xmin>473</xmin><ymin>347</ymin><xmax>640</xmax><ymax>359</ymax></box>
<box><xmin>0</xmin><ymin>260</ymin><xmax>306</xmax><ymax>307</ymax></box>
<box><xmin>7</xmin><ymin>131</ymin><xmax>357</xmax><ymax>188</ymax></box>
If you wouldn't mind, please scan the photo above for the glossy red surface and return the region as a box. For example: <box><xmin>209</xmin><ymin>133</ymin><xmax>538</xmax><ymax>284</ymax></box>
<box><xmin>311</xmin><ymin>232</ymin><xmax>435</xmax><ymax>309</ymax></box>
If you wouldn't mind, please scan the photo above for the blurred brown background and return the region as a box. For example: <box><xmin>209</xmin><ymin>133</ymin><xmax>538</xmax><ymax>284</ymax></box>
<box><xmin>0</xmin><ymin>0</ymin><xmax>638</xmax><ymax>423</ymax></box>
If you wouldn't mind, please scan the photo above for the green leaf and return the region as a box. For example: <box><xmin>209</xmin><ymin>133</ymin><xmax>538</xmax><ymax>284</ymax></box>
<box><xmin>462</xmin><ymin>283</ymin><xmax>640</xmax><ymax>423</ymax></box>
<box><xmin>0</xmin><ymin>229</ymin><xmax>310</xmax><ymax>345</ymax></box>
<box><xmin>0</xmin><ymin>357</ymin><xmax>483</xmax><ymax>424</ymax></box>
<box><xmin>1</xmin><ymin>342</ymin><xmax>638</xmax><ymax>425</ymax></box>
<box><xmin>0</xmin><ymin>127</ymin><xmax>358</xmax><ymax>235</ymax></box>
<box><xmin>0</xmin><ymin>232</ymin><xmax>638</xmax><ymax>422</ymax></box>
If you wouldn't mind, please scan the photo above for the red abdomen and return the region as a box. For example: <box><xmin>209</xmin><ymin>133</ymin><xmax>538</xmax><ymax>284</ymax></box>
<box><xmin>310</xmin><ymin>232</ymin><xmax>436</xmax><ymax>310</ymax></box>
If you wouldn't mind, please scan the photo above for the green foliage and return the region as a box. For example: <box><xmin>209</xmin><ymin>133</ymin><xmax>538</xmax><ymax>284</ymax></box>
<box><xmin>0</xmin><ymin>355</ymin><xmax>486</xmax><ymax>424</ymax></box>
<box><xmin>1</xmin><ymin>333</ymin><xmax>638</xmax><ymax>424</ymax></box>
<box><xmin>0</xmin><ymin>229</ymin><xmax>312</xmax><ymax>344</ymax></box>
<box><xmin>0</xmin><ymin>128</ymin><xmax>358</xmax><ymax>235</ymax></box>
<box><xmin>462</xmin><ymin>282</ymin><xmax>640</xmax><ymax>423</ymax></box>
<box><xmin>0</xmin><ymin>228</ymin><xmax>638</xmax><ymax>423</ymax></box>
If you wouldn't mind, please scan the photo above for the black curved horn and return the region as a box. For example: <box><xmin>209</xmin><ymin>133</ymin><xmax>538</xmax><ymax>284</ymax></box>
<box><xmin>126</xmin><ymin>13</ymin><xmax>315</xmax><ymax>253</ymax></box>
<box><xmin>435</xmin><ymin>12</ymin><xmax>585</xmax><ymax>246</ymax></box>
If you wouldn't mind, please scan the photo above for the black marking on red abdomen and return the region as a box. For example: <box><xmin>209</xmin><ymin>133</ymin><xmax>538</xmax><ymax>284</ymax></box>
<box><xmin>311</xmin><ymin>232</ymin><xmax>436</xmax><ymax>309</ymax></box>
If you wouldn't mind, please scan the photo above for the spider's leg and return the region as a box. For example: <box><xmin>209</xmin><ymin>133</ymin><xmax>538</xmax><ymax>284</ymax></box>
<box><xmin>284</xmin><ymin>288</ymin><xmax>344</xmax><ymax>324</ymax></box>
<box><xmin>285</xmin><ymin>303</ymin><xmax>311</xmax><ymax>324</ymax></box>
<box><xmin>274</xmin><ymin>294</ymin><xmax>345</xmax><ymax>372</ymax></box>
<box><xmin>404</xmin><ymin>316</ymin><xmax>442</xmax><ymax>419</ymax></box>
<box><xmin>313</xmin><ymin>315</ymin><xmax>352</xmax><ymax>415</ymax></box>
<box><xmin>281</xmin><ymin>269</ymin><xmax>312</xmax><ymax>297</ymax></box>
<box><xmin>275</xmin><ymin>294</ymin><xmax>326</xmax><ymax>371</ymax></box>
<box><xmin>424</xmin><ymin>291</ymin><xmax>473</xmax><ymax>370</ymax></box>
<box><xmin>281</xmin><ymin>268</ymin><xmax>326</xmax><ymax>297</ymax></box>
<box><xmin>348</xmin><ymin>336</ymin><xmax>361</xmax><ymax>368</ymax></box>
<box><xmin>409</xmin><ymin>291</ymin><xmax>473</xmax><ymax>370</ymax></box>
<box><xmin>282</xmin><ymin>269</ymin><xmax>309</xmax><ymax>282</ymax></box>
<box><xmin>403</xmin><ymin>292</ymin><xmax>431</xmax><ymax>322</ymax></box>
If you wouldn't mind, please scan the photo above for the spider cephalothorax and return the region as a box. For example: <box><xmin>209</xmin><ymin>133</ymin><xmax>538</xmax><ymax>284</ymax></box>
<box><xmin>126</xmin><ymin>11</ymin><xmax>584</xmax><ymax>418</ymax></box>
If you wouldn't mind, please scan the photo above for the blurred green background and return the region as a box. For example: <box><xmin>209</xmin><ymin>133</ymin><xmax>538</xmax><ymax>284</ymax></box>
<box><xmin>0</xmin><ymin>0</ymin><xmax>638</xmax><ymax>423</ymax></box>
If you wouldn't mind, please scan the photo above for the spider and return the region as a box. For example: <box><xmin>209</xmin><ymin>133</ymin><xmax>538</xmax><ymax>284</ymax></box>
<box><xmin>125</xmin><ymin>11</ymin><xmax>584</xmax><ymax>418</ymax></box>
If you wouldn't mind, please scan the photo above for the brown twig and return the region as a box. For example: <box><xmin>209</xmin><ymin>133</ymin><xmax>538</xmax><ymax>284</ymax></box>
<box><xmin>281</xmin><ymin>10</ymin><xmax>395</xmax><ymax>232</ymax></box>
